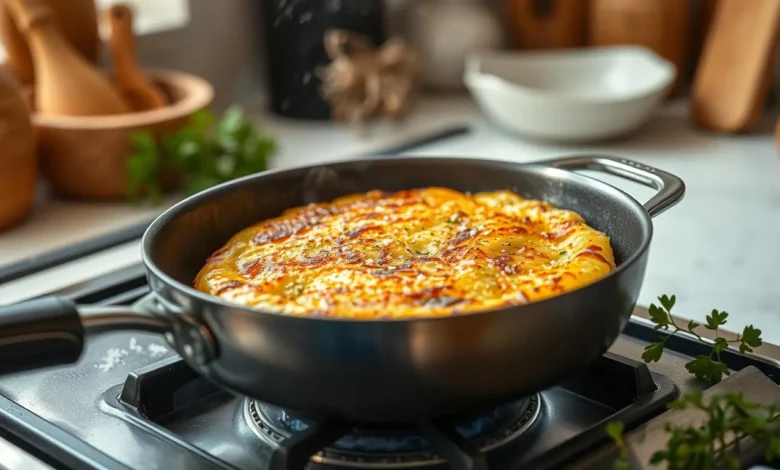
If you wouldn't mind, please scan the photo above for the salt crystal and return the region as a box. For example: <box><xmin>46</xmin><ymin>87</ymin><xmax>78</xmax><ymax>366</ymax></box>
<box><xmin>147</xmin><ymin>343</ymin><xmax>169</xmax><ymax>358</ymax></box>
<box><xmin>128</xmin><ymin>337</ymin><xmax>144</xmax><ymax>354</ymax></box>
<box><xmin>95</xmin><ymin>348</ymin><xmax>128</xmax><ymax>372</ymax></box>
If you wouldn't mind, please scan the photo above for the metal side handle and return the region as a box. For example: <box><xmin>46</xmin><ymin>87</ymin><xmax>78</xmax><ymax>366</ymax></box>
<box><xmin>543</xmin><ymin>155</ymin><xmax>685</xmax><ymax>218</ymax></box>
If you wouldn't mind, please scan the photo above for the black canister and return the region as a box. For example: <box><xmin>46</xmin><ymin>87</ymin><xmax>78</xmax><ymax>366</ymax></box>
<box><xmin>261</xmin><ymin>0</ymin><xmax>386</xmax><ymax>120</ymax></box>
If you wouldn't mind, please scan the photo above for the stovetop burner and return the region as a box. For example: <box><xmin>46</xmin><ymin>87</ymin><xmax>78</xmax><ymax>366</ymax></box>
<box><xmin>245</xmin><ymin>395</ymin><xmax>541</xmax><ymax>468</ymax></box>
<box><xmin>2</xmin><ymin>265</ymin><xmax>780</xmax><ymax>470</ymax></box>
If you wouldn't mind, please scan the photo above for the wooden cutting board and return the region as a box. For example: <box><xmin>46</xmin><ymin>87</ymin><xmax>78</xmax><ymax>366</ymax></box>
<box><xmin>505</xmin><ymin>0</ymin><xmax>587</xmax><ymax>50</ymax></box>
<box><xmin>690</xmin><ymin>0</ymin><xmax>719</xmax><ymax>75</ymax></box>
<box><xmin>587</xmin><ymin>0</ymin><xmax>690</xmax><ymax>93</ymax></box>
<box><xmin>691</xmin><ymin>0</ymin><xmax>780</xmax><ymax>133</ymax></box>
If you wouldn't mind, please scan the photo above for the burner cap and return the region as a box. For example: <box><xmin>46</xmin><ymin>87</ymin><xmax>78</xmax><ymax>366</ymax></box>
<box><xmin>245</xmin><ymin>395</ymin><xmax>541</xmax><ymax>468</ymax></box>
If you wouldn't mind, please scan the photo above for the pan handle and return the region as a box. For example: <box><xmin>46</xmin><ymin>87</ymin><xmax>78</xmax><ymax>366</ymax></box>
<box><xmin>542</xmin><ymin>155</ymin><xmax>685</xmax><ymax>217</ymax></box>
<box><xmin>0</xmin><ymin>296</ymin><xmax>169</xmax><ymax>375</ymax></box>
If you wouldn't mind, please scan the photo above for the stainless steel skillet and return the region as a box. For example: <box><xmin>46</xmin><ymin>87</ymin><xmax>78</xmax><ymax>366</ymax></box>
<box><xmin>0</xmin><ymin>155</ymin><xmax>684</xmax><ymax>423</ymax></box>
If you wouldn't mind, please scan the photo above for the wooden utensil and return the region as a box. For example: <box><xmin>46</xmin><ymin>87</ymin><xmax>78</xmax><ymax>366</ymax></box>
<box><xmin>775</xmin><ymin>115</ymin><xmax>780</xmax><ymax>155</ymax></box>
<box><xmin>4</xmin><ymin>0</ymin><xmax>128</xmax><ymax>116</ymax></box>
<box><xmin>36</xmin><ymin>69</ymin><xmax>214</xmax><ymax>200</ymax></box>
<box><xmin>0</xmin><ymin>0</ymin><xmax>98</xmax><ymax>85</ymax></box>
<box><xmin>107</xmin><ymin>3</ymin><xmax>167</xmax><ymax>112</ymax></box>
<box><xmin>691</xmin><ymin>0</ymin><xmax>719</xmax><ymax>77</ymax></box>
<box><xmin>505</xmin><ymin>0</ymin><xmax>587</xmax><ymax>50</ymax></box>
<box><xmin>588</xmin><ymin>0</ymin><xmax>690</xmax><ymax>92</ymax></box>
<box><xmin>691</xmin><ymin>0</ymin><xmax>780</xmax><ymax>133</ymax></box>
<box><xmin>0</xmin><ymin>65</ymin><xmax>37</xmax><ymax>231</ymax></box>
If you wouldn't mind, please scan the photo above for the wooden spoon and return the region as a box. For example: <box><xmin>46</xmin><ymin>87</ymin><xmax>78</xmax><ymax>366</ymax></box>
<box><xmin>107</xmin><ymin>4</ymin><xmax>167</xmax><ymax>112</ymax></box>
<box><xmin>4</xmin><ymin>0</ymin><xmax>129</xmax><ymax>116</ymax></box>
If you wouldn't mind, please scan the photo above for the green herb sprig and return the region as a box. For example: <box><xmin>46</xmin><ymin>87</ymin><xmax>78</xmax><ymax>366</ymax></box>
<box><xmin>607</xmin><ymin>294</ymin><xmax>776</xmax><ymax>469</ymax></box>
<box><xmin>126</xmin><ymin>106</ymin><xmax>277</xmax><ymax>203</ymax></box>
<box><xmin>606</xmin><ymin>421</ymin><xmax>629</xmax><ymax>470</ymax></box>
<box><xmin>641</xmin><ymin>295</ymin><xmax>763</xmax><ymax>383</ymax></box>
<box><xmin>609</xmin><ymin>391</ymin><xmax>780</xmax><ymax>470</ymax></box>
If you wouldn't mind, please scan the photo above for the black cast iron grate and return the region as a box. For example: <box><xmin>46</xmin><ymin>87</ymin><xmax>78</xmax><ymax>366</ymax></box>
<box><xmin>118</xmin><ymin>351</ymin><xmax>672</xmax><ymax>470</ymax></box>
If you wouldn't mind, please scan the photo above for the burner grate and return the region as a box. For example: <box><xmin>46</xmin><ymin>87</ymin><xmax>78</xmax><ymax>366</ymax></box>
<box><xmin>111</xmin><ymin>352</ymin><xmax>681</xmax><ymax>470</ymax></box>
<box><xmin>245</xmin><ymin>395</ymin><xmax>541</xmax><ymax>469</ymax></box>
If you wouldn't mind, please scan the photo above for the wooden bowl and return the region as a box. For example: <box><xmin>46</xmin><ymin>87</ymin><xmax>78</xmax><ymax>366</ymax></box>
<box><xmin>31</xmin><ymin>69</ymin><xmax>214</xmax><ymax>200</ymax></box>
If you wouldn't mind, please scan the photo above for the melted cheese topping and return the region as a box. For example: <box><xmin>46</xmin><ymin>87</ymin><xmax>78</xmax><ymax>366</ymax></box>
<box><xmin>194</xmin><ymin>188</ymin><xmax>615</xmax><ymax>319</ymax></box>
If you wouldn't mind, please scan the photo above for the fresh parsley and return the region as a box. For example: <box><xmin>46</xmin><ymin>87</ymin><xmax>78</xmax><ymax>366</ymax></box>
<box><xmin>641</xmin><ymin>294</ymin><xmax>762</xmax><ymax>383</ymax></box>
<box><xmin>609</xmin><ymin>391</ymin><xmax>780</xmax><ymax>470</ymax></box>
<box><xmin>125</xmin><ymin>131</ymin><xmax>163</xmax><ymax>204</ymax></box>
<box><xmin>607</xmin><ymin>294</ymin><xmax>775</xmax><ymax>469</ymax></box>
<box><xmin>606</xmin><ymin>421</ymin><xmax>629</xmax><ymax>470</ymax></box>
<box><xmin>126</xmin><ymin>106</ymin><xmax>277</xmax><ymax>203</ymax></box>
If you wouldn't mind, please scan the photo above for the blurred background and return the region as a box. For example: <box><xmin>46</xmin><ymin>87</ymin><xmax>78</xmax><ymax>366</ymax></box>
<box><xmin>0</xmin><ymin>0</ymin><xmax>779</xmax><ymax>338</ymax></box>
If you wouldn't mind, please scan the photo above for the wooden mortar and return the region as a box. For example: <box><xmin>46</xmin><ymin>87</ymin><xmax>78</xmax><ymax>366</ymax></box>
<box><xmin>30</xmin><ymin>69</ymin><xmax>213</xmax><ymax>200</ymax></box>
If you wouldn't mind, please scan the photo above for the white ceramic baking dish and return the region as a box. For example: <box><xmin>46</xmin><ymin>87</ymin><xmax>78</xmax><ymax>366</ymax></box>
<box><xmin>464</xmin><ymin>46</ymin><xmax>676</xmax><ymax>142</ymax></box>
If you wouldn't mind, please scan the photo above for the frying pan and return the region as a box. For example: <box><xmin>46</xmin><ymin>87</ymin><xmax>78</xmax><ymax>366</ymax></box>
<box><xmin>0</xmin><ymin>155</ymin><xmax>684</xmax><ymax>423</ymax></box>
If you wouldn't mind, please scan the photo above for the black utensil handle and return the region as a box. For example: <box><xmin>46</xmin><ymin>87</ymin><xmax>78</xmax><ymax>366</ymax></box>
<box><xmin>0</xmin><ymin>296</ymin><xmax>171</xmax><ymax>376</ymax></box>
<box><xmin>543</xmin><ymin>155</ymin><xmax>685</xmax><ymax>218</ymax></box>
<box><xmin>0</xmin><ymin>296</ymin><xmax>84</xmax><ymax>375</ymax></box>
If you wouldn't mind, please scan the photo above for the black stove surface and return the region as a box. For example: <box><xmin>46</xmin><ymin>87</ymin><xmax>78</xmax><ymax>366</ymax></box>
<box><xmin>1</xmin><ymin>265</ymin><xmax>780</xmax><ymax>470</ymax></box>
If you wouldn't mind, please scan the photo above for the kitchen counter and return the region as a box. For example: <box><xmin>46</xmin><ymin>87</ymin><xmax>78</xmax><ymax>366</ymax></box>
<box><xmin>0</xmin><ymin>94</ymin><xmax>779</xmax><ymax>343</ymax></box>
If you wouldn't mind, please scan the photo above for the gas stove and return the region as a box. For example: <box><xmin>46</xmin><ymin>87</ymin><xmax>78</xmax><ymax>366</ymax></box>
<box><xmin>1</xmin><ymin>264</ymin><xmax>780</xmax><ymax>470</ymax></box>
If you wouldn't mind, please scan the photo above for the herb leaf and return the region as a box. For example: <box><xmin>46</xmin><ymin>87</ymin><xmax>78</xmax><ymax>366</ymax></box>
<box><xmin>613</xmin><ymin>295</ymin><xmax>776</xmax><ymax>470</ymax></box>
<box><xmin>685</xmin><ymin>355</ymin><xmax>729</xmax><ymax>383</ymax></box>
<box><xmin>740</xmin><ymin>325</ymin><xmax>763</xmax><ymax>354</ymax></box>
<box><xmin>648</xmin><ymin>303</ymin><xmax>671</xmax><ymax>329</ymax></box>
<box><xmin>705</xmin><ymin>309</ymin><xmax>728</xmax><ymax>330</ymax></box>
<box><xmin>641</xmin><ymin>342</ymin><xmax>665</xmax><ymax>363</ymax></box>
<box><xmin>126</xmin><ymin>106</ymin><xmax>276</xmax><ymax>203</ymax></box>
<box><xmin>125</xmin><ymin>130</ymin><xmax>162</xmax><ymax>203</ymax></box>
<box><xmin>659</xmin><ymin>294</ymin><xmax>676</xmax><ymax>312</ymax></box>
<box><xmin>642</xmin><ymin>295</ymin><xmax>763</xmax><ymax>385</ymax></box>
<box><xmin>644</xmin><ymin>392</ymin><xmax>780</xmax><ymax>470</ymax></box>
<box><xmin>605</xmin><ymin>421</ymin><xmax>629</xmax><ymax>470</ymax></box>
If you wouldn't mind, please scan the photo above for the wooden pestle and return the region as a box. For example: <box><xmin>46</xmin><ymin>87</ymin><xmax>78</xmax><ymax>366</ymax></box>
<box><xmin>4</xmin><ymin>0</ymin><xmax>129</xmax><ymax>116</ymax></box>
<box><xmin>107</xmin><ymin>3</ymin><xmax>167</xmax><ymax>112</ymax></box>
<box><xmin>0</xmin><ymin>0</ymin><xmax>99</xmax><ymax>85</ymax></box>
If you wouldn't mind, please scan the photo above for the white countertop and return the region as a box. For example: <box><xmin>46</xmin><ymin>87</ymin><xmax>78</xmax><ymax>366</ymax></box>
<box><xmin>1</xmin><ymin>94</ymin><xmax>779</xmax><ymax>344</ymax></box>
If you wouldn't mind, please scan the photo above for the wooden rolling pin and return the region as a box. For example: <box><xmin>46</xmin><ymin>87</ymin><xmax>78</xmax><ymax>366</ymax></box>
<box><xmin>107</xmin><ymin>3</ymin><xmax>167</xmax><ymax>112</ymax></box>
<box><xmin>4</xmin><ymin>0</ymin><xmax>129</xmax><ymax>116</ymax></box>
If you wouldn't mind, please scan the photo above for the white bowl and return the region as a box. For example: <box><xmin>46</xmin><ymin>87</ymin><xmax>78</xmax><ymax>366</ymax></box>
<box><xmin>464</xmin><ymin>46</ymin><xmax>676</xmax><ymax>142</ymax></box>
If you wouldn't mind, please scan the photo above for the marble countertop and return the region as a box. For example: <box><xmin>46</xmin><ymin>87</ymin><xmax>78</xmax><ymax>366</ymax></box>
<box><xmin>1</xmin><ymin>95</ymin><xmax>779</xmax><ymax>344</ymax></box>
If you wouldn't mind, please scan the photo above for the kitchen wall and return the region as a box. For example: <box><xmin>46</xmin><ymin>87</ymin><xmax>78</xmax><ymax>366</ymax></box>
<box><xmin>130</xmin><ymin>0</ymin><xmax>425</xmax><ymax>112</ymax></box>
<box><xmin>132</xmin><ymin>0</ymin><xmax>716</xmax><ymax>113</ymax></box>
<box><xmin>0</xmin><ymin>0</ymin><xmax>771</xmax><ymax>112</ymax></box>
<box><xmin>131</xmin><ymin>0</ymin><xmax>266</xmax><ymax>112</ymax></box>
<box><xmin>129</xmin><ymin>0</ymin><xmax>505</xmax><ymax>112</ymax></box>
